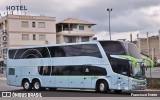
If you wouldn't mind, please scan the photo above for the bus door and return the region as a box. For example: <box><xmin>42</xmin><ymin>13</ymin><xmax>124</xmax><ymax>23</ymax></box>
<box><xmin>55</xmin><ymin>66</ymin><xmax>70</xmax><ymax>88</ymax></box>
<box><xmin>83</xmin><ymin>66</ymin><xmax>92</xmax><ymax>89</ymax></box>
<box><xmin>116</xmin><ymin>60</ymin><xmax>130</xmax><ymax>90</ymax></box>
<box><xmin>110</xmin><ymin>57</ymin><xmax>129</xmax><ymax>90</ymax></box>
<box><xmin>69</xmin><ymin>66</ymin><xmax>84</xmax><ymax>88</ymax></box>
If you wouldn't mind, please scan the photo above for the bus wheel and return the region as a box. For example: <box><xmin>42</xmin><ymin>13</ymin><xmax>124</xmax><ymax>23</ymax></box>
<box><xmin>33</xmin><ymin>80</ymin><xmax>41</xmax><ymax>90</ymax></box>
<box><xmin>96</xmin><ymin>80</ymin><xmax>109</xmax><ymax>93</ymax></box>
<box><xmin>97</xmin><ymin>80</ymin><xmax>109</xmax><ymax>93</ymax></box>
<box><xmin>22</xmin><ymin>80</ymin><xmax>32</xmax><ymax>91</ymax></box>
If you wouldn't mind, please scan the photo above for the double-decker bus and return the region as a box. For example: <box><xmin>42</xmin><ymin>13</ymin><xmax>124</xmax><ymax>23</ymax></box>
<box><xmin>7</xmin><ymin>41</ymin><xmax>147</xmax><ymax>93</ymax></box>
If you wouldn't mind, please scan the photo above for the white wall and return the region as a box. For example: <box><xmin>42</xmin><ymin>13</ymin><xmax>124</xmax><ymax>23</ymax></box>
<box><xmin>8</xmin><ymin>19</ymin><xmax>56</xmax><ymax>33</ymax></box>
<box><xmin>9</xmin><ymin>33</ymin><xmax>56</xmax><ymax>46</ymax></box>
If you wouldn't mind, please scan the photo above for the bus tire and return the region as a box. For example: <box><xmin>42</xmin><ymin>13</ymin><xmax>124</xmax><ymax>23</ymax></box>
<box><xmin>33</xmin><ymin>80</ymin><xmax>41</xmax><ymax>91</ymax></box>
<box><xmin>22</xmin><ymin>80</ymin><xmax>32</xmax><ymax>91</ymax></box>
<box><xmin>96</xmin><ymin>80</ymin><xmax>109</xmax><ymax>93</ymax></box>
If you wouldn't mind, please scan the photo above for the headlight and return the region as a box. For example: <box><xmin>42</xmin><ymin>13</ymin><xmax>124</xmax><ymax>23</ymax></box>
<box><xmin>134</xmin><ymin>81</ymin><xmax>138</xmax><ymax>85</ymax></box>
<box><xmin>131</xmin><ymin>80</ymin><xmax>138</xmax><ymax>85</ymax></box>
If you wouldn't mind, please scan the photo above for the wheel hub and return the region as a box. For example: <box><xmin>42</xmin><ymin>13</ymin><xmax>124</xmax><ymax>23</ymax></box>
<box><xmin>99</xmin><ymin>83</ymin><xmax>105</xmax><ymax>91</ymax></box>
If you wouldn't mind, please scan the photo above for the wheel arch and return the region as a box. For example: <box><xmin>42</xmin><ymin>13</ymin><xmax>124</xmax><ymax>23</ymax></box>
<box><xmin>95</xmin><ymin>78</ymin><xmax>111</xmax><ymax>90</ymax></box>
<box><xmin>21</xmin><ymin>78</ymin><xmax>31</xmax><ymax>86</ymax></box>
<box><xmin>32</xmin><ymin>78</ymin><xmax>41</xmax><ymax>84</ymax></box>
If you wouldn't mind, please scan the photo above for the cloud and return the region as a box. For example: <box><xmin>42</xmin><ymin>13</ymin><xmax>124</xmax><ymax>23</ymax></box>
<box><xmin>0</xmin><ymin>0</ymin><xmax>160</xmax><ymax>39</ymax></box>
<box><xmin>95</xmin><ymin>30</ymin><xmax>139</xmax><ymax>41</ymax></box>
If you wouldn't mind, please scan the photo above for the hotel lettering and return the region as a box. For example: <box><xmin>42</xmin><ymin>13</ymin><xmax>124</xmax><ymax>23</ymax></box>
<box><xmin>6</xmin><ymin>5</ymin><xmax>27</xmax><ymax>11</ymax></box>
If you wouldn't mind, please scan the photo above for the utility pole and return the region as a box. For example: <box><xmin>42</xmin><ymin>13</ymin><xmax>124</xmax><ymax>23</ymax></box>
<box><xmin>147</xmin><ymin>32</ymin><xmax>150</xmax><ymax>57</ymax></box>
<box><xmin>137</xmin><ymin>34</ymin><xmax>141</xmax><ymax>51</ymax></box>
<box><xmin>159</xmin><ymin>30</ymin><xmax>160</xmax><ymax>52</ymax></box>
<box><xmin>130</xmin><ymin>33</ymin><xmax>132</xmax><ymax>42</ymax></box>
<box><xmin>107</xmin><ymin>8</ymin><xmax>112</xmax><ymax>41</ymax></box>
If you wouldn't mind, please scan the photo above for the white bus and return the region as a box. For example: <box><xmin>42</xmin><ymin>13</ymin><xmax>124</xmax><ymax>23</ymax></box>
<box><xmin>7</xmin><ymin>41</ymin><xmax>147</xmax><ymax>93</ymax></box>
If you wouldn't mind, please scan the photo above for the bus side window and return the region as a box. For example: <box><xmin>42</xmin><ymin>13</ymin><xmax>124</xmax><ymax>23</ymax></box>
<box><xmin>83</xmin><ymin>66</ymin><xmax>90</xmax><ymax>75</ymax></box>
<box><xmin>90</xmin><ymin>66</ymin><xmax>107</xmax><ymax>76</ymax></box>
<box><xmin>38</xmin><ymin>66</ymin><xmax>51</xmax><ymax>75</ymax></box>
<box><xmin>69</xmin><ymin>66</ymin><xmax>83</xmax><ymax>75</ymax></box>
<box><xmin>38</xmin><ymin>66</ymin><xmax>43</xmax><ymax>75</ymax></box>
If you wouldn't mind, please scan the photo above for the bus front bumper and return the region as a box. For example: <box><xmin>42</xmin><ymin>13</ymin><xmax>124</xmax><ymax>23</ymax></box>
<box><xmin>132</xmin><ymin>84</ymin><xmax>146</xmax><ymax>90</ymax></box>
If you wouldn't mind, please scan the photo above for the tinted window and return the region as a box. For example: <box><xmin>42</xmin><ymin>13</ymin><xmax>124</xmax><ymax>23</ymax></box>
<box><xmin>82</xmin><ymin>66</ymin><xmax>107</xmax><ymax>76</ymax></box>
<box><xmin>54</xmin><ymin>66</ymin><xmax>70</xmax><ymax>75</ymax></box>
<box><xmin>63</xmin><ymin>45</ymin><xmax>82</xmax><ymax>56</ymax></box>
<box><xmin>38</xmin><ymin>65</ymin><xmax>107</xmax><ymax>76</ymax></box>
<box><xmin>10</xmin><ymin>47</ymin><xmax>50</xmax><ymax>59</ymax></box>
<box><xmin>81</xmin><ymin>44</ymin><xmax>102</xmax><ymax>58</ymax></box>
<box><xmin>69</xmin><ymin>66</ymin><xmax>83</xmax><ymax>75</ymax></box>
<box><xmin>48</xmin><ymin>46</ymin><xmax>65</xmax><ymax>57</ymax></box>
<box><xmin>9</xmin><ymin>68</ymin><xmax>15</xmax><ymax>75</ymax></box>
<box><xmin>9</xmin><ymin>44</ymin><xmax>102</xmax><ymax>59</ymax></box>
<box><xmin>110</xmin><ymin>58</ymin><xmax>130</xmax><ymax>76</ymax></box>
<box><xmin>9</xmin><ymin>49</ymin><xmax>17</xmax><ymax>59</ymax></box>
<box><xmin>90</xmin><ymin>66</ymin><xmax>107</xmax><ymax>76</ymax></box>
<box><xmin>38</xmin><ymin>66</ymin><xmax>52</xmax><ymax>75</ymax></box>
<box><xmin>100</xmin><ymin>41</ymin><xmax>126</xmax><ymax>56</ymax></box>
<box><xmin>49</xmin><ymin>44</ymin><xmax>102</xmax><ymax>58</ymax></box>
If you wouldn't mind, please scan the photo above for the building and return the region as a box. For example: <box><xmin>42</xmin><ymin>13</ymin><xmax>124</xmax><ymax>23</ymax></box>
<box><xmin>0</xmin><ymin>14</ymin><xmax>56</xmax><ymax>65</ymax></box>
<box><xmin>56</xmin><ymin>18</ymin><xmax>95</xmax><ymax>44</ymax></box>
<box><xmin>137</xmin><ymin>35</ymin><xmax>160</xmax><ymax>61</ymax></box>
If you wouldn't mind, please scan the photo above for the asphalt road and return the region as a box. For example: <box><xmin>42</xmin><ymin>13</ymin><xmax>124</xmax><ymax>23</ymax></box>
<box><xmin>0</xmin><ymin>80</ymin><xmax>160</xmax><ymax>100</ymax></box>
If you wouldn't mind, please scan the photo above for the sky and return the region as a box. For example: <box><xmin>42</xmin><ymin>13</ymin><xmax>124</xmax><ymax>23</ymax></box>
<box><xmin>0</xmin><ymin>0</ymin><xmax>160</xmax><ymax>41</ymax></box>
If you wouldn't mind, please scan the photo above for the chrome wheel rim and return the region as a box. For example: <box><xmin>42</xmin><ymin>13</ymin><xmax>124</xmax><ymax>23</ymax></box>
<box><xmin>34</xmin><ymin>82</ymin><xmax>40</xmax><ymax>90</ymax></box>
<box><xmin>24</xmin><ymin>82</ymin><xmax>30</xmax><ymax>89</ymax></box>
<box><xmin>99</xmin><ymin>83</ymin><xmax>105</xmax><ymax>91</ymax></box>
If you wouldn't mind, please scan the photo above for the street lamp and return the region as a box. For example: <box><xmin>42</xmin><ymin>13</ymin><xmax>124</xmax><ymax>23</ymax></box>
<box><xmin>107</xmin><ymin>8</ymin><xmax>112</xmax><ymax>41</ymax></box>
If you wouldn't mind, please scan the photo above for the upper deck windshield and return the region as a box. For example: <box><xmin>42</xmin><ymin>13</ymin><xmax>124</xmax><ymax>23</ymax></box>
<box><xmin>99</xmin><ymin>41</ymin><xmax>145</xmax><ymax>79</ymax></box>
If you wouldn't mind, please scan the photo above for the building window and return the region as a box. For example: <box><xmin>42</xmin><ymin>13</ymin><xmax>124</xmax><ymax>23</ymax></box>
<box><xmin>22</xmin><ymin>34</ymin><xmax>29</xmax><ymax>40</ymax></box>
<box><xmin>33</xmin><ymin>34</ymin><xmax>36</xmax><ymax>40</ymax></box>
<box><xmin>79</xmin><ymin>26</ymin><xmax>84</xmax><ymax>30</ymax></box>
<box><xmin>32</xmin><ymin>22</ymin><xmax>36</xmax><ymax>28</ymax></box>
<box><xmin>3</xmin><ymin>48</ymin><xmax>7</xmax><ymax>53</ymax></box>
<box><xmin>72</xmin><ymin>24</ymin><xmax>77</xmax><ymax>29</ymax></box>
<box><xmin>39</xmin><ymin>34</ymin><xmax>46</xmax><ymax>41</ymax></box>
<box><xmin>21</xmin><ymin>21</ymin><xmax>29</xmax><ymax>28</ymax></box>
<box><xmin>64</xmin><ymin>36</ymin><xmax>77</xmax><ymax>43</ymax></box>
<box><xmin>88</xmin><ymin>26</ymin><xmax>91</xmax><ymax>28</ymax></box>
<box><xmin>81</xmin><ymin>37</ymin><xmax>89</xmax><ymax>42</ymax></box>
<box><xmin>38</xmin><ymin>22</ymin><xmax>45</xmax><ymax>28</ymax></box>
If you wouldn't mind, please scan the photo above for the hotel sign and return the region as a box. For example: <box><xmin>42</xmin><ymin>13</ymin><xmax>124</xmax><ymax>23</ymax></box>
<box><xmin>6</xmin><ymin>5</ymin><xmax>27</xmax><ymax>11</ymax></box>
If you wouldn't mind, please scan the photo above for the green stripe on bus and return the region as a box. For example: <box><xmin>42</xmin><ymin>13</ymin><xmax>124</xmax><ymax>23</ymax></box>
<box><xmin>143</xmin><ymin>58</ymin><xmax>154</xmax><ymax>68</ymax></box>
<box><xmin>119</xmin><ymin>55</ymin><xmax>137</xmax><ymax>67</ymax></box>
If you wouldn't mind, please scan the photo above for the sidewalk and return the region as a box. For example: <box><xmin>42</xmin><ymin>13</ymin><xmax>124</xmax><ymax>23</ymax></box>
<box><xmin>0</xmin><ymin>77</ymin><xmax>7</xmax><ymax>80</ymax></box>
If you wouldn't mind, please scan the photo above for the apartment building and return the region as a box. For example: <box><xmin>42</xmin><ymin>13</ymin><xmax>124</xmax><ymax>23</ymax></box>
<box><xmin>56</xmin><ymin>18</ymin><xmax>95</xmax><ymax>44</ymax></box>
<box><xmin>0</xmin><ymin>14</ymin><xmax>56</xmax><ymax>64</ymax></box>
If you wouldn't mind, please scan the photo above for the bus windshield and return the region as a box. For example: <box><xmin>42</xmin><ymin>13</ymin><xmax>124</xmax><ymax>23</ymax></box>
<box><xmin>128</xmin><ymin>43</ymin><xmax>145</xmax><ymax>79</ymax></box>
<box><xmin>99</xmin><ymin>41</ymin><xmax>145</xmax><ymax>79</ymax></box>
